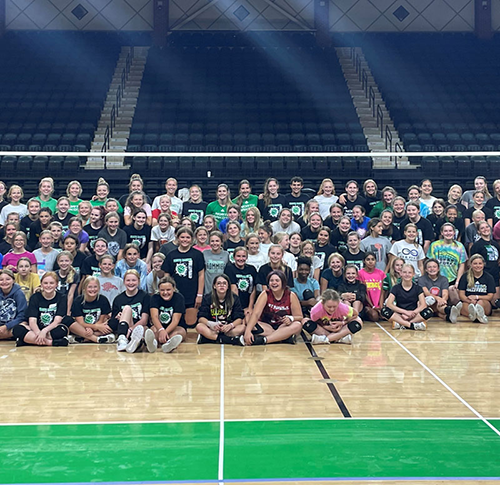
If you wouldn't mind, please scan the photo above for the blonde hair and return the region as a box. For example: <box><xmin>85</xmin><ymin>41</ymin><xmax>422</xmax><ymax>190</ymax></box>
<box><xmin>38</xmin><ymin>177</ymin><xmax>54</xmax><ymax>195</ymax></box>
<box><xmin>321</xmin><ymin>289</ymin><xmax>340</xmax><ymax>304</ymax></box>
<box><xmin>56</xmin><ymin>251</ymin><xmax>76</xmax><ymax>284</ymax></box>
<box><xmin>317</xmin><ymin>178</ymin><xmax>335</xmax><ymax>196</ymax></box>
<box><xmin>467</xmin><ymin>254</ymin><xmax>485</xmax><ymax>289</ymax></box>
<box><xmin>267</xmin><ymin>244</ymin><xmax>287</xmax><ymax>272</ymax></box>
<box><xmin>242</xmin><ymin>207</ymin><xmax>262</xmax><ymax>237</ymax></box>
<box><xmin>82</xmin><ymin>276</ymin><xmax>101</xmax><ymax>302</ymax></box>
<box><xmin>66</xmin><ymin>181</ymin><xmax>82</xmax><ymax>197</ymax></box>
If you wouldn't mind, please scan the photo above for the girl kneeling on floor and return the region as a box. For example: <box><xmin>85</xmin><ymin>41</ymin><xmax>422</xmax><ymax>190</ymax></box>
<box><xmin>303</xmin><ymin>289</ymin><xmax>363</xmax><ymax>345</ymax></box>
<box><xmin>382</xmin><ymin>264</ymin><xmax>431</xmax><ymax>331</ymax></box>
<box><xmin>243</xmin><ymin>270</ymin><xmax>303</xmax><ymax>346</ymax></box>
<box><xmin>196</xmin><ymin>274</ymin><xmax>245</xmax><ymax>345</ymax></box>
<box><xmin>146</xmin><ymin>276</ymin><xmax>186</xmax><ymax>353</ymax></box>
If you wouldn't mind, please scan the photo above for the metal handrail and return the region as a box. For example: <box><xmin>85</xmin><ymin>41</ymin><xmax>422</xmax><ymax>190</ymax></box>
<box><xmin>110</xmin><ymin>104</ymin><xmax>116</xmax><ymax>138</ymax></box>
<box><xmin>369</xmin><ymin>86</ymin><xmax>375</xmax><ymax>114</ymax></box>
<box><xmin>362</xmin><ymin>70</ymin><xmax>368</xmax><ymax>97</ymax></box>
<box><xmin>385</xmin><ymin>125</ymin><xmax>392</xmax><ymax>151</ymax></box>
<box><xmin>376</xmin><ymin>105</ymin><xmax>384</xmax><ymax>137</ymax></box>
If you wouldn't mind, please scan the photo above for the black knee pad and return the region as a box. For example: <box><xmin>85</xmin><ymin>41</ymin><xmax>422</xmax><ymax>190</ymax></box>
<box><xmin>62</xmin><ymin>316</ymin><xmax>75</xmax><ymax>327</ymax></box>
<box><xmin>251</xmin><ymin>323</ymin><xmax>264</xmax><ymax>335</ymax></box>
<box><xmin>347</xmin><ymin>320</ymin><xmax>362</xmax><ymax>334</ymax></box>
<box><xmin>302</xmin><ymin>289</ymin><xmax>315</xmax><ymax>301</ymax></box>
<box><xmin>51</xmin><ymin>324</ymin><xmax>68</xmax><ymax>340</ymax></box>
<box><xmin>12</xmin><ymin>324</ymin><xmax>29</xmax><ymax>341</ymax></box>
<box><xmin>302</xmin><ymin>319</ymin><xmax>318</xmax><ymax>334</ymax></box>
<box><xmin>420</xmin><ymin>307</ymin><xmax>434</xmax><ymax>320</ymax></box>
<box><xmin>117</xmin><ymin>321</ymin><xmax>129</xmax><ymax>336</ymax></box>
<box><xmin>380</xmin><ymin>306</ymin><xmax>394</xmax><ymax>320</ymax></box>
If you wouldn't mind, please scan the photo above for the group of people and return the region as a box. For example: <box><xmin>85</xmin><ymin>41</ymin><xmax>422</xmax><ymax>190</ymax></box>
<box><xmin>0</xmin><ymin>172</ymin><xmax>498</xmax><ymax>353</ymax></box>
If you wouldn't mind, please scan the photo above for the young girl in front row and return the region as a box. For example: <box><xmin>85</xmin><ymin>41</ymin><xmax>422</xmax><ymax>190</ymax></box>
<box><xmin>145</xmin><ymin>276</ymin><xmax>185</xmax><ymax>353</ymax></box>
<box><xmin>303</xmin><ymin>289</ymin><xmax>363</xmax><ymax>345</ymax></box>
<box><xmin>196</xmin><ymin>274</ymin><xmax>245</xmax><ymax>344</ymax></box>
<box><xmin>337</xmin><ymin>264</ymin><xmax>366</xmax><ymax>316</ymax></box>
<box><xmin>358</xmin><ymin>252</ymin><xmax>386</xmax><ymax>322</ymax></box>
<box><xmin>71</xmin><ymin>277</ymin><xmax>115</xmax><ymax>344</ymax></box>
<box><xmin>383</xmin><ymin>264</ymin><xmax>431</xmax><ymax>331</ymax></box>
<box><xmin>111</xmin><ymin>269</ymin><xmax>151</xmax><ymax>353</ymax></box>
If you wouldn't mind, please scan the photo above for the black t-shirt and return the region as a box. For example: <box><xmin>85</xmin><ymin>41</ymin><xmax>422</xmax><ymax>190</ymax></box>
<box><xmin>330</xmin><ymin>228</ymin><xmax>349</xmax><ymax>253</ymax></box>
<box><xmin>382</xmin><ymin>224</ymin><xmax>402</xmax><ymax>242</ymax></box>
<box><xmin>458</xmin><ymin>272</ymin><xmax>496</xmax><ymax>296</ymax></box>
<box><xmin>54</xmin><ymin>213</ymin><xmax>73</xmax><ymax>232</ymax></box>
<box><xmin>0</xmin><ymin>240</ymin><xmax>12</xmax><ymax>256</ymax></box>
<box><xmin>112</xmin><ymin>290</ymin><xmax>151</xmax><ymax>323</ymax></box>
<box><xmin>485</xmin><ymin>197</ymin><xmax>500</xmax><ymax>224</ymax></box>
<box><xmin>300</xmin><ymin>226</ymin><xmax>320</xmax><ymax>242</ymax></box>
<box><xmin>337</xmin><ymin>280</ymin><xmax>367</xmax><ymax>303</ymax></box>
<box><xmin>434</xmin><ymin>217</ymin><xmax>465</xmax><ymax>241</ymax></box>
<box><xmin>340</xmin><ymin>195</ymin><xmax>367</xmax><ymax>219</ymax></box>
<box><xmin>71</xmin><ymin>294</ymin><xmax>111</xmax><ymax>324</ymax></box>
<box><xmin>392</xmin><ymin>213</ymin><xmax>407</xmax><ymax>229</ymax></box>
<box><xmin>150</xmin><ymin>292</ymin><xmax>186</xmax><ymax>328</ymax></box>
<box><xmin>56</xmin><ymin>270</ymin><xmax>81</xmax><ymax>296</ymax></box>
<box><xmin>314</xmin><ymin>243</ymin><xmax>336</xmax><ymax>270</ymax></box>
<box><xmin>470</xmin><ymin>239</ymin><xmax>500</xmax><ymax>277</ymax></box>
<box><xmin>340</xmin><ymin>248</ymin><xmax>365</xmax><ymax>270</ymax></box>
<box><xmin>224</xmin><ymin>263</ymin><xmax>257</xmax><ymax>309</ymax></box>
<box><xmin>83</xmin><ymin>224</ymin><xmax>103</xmax><ymax>253</ymax></box>
<box><xmin>159</xmin><ymin>241</ymin><xmax>178</xmax><ymax>257</ymax></box>
<box><xmin>364</xmin><ymin>193</ymin><xmax>381</xmax><ymax>214</ymax></box>
<box><xmin>27</xmin><ymin>220</ymin><xmax>50</xmax><ymax>250</ymax></box>
<box><xmin>399</xmin><ymin>217</ymin><xmax>435</xmax><ymax>246</ymax></box>
<box><xmin>20</xmin><ymin>216</ymin><xmax>37</xmax><ymax>241</ymax></box>
<box><xmin>284</xmin><ymin>193</ymin><xmax>310</xmax><ymax>219</ymax></box>
<box><xmin>258</xmin><ymin>195</ymin><xmax>288</xmax><ymax>222</ymax></box>
<box><xmin>257</xmin><ymin>263</ymin><xmax>294</xmax><ymax>288</ymax></box>
<box><xmin>390</xmin><ymin>282</ymin><xmax>423</xmax><ymax>311</ymax></box>
<box><xmin>223</xmin><ymin>239</ymin><xmax>244</xmax><ymax>263</ymax></box>
<box><xmin>161</xmin><ymin>247</ymin><xmax>205</xmax><ymax>305</ymax></box>
<box><xmin>322</xmin><ymin>216</ymin><xmax>339</xmax><ymax>231</ymax></box>
<box><xmin>197</xmin><ymin>293</ymin><xmax>245</xmax><ymax>324</ymax></box>
<box><xmin>124</xmin><ymin>224</ymin><xmax>152</xmax><ymax>259</ymax></box>
<box><xmin>182</xmin><ymin>201</ymin><xmax>208</xmax><ymax>227</ymax></box>
<box><xmin>463</xmin><ymin>206</ymin><xmax>493</xmax><ymax>222</ymax></box>
<box><xmin>26</xmin><ymin>291</ymin><xmax>67</xmax><ymax>329</ymax></box>
<box><xmin>80</xmin><ymin>255</ymin><xmax>101</xmax><ymax>277</ymax></box>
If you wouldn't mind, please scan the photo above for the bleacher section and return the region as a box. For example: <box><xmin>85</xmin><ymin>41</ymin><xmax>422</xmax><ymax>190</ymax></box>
<box><xmin>361</xmin><ymin>35</ymin><xmax>500</xmax><ymax>176</ymax></box>
<box><xmin>127</xmin><ymin>42</ymin><xmax>370</xmax><ymax>180</ymax></box>
<box><xmin>0</xmin><ymin>32</ymin><xmax>122</xmax><ymax>175</ymax></box>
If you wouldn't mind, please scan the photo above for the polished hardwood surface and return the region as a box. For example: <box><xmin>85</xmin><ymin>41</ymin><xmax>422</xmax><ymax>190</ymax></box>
<box><xmin>0</xmin><ymin>316</ymin><xmax>499</xmax><ymax>424</ymax></box>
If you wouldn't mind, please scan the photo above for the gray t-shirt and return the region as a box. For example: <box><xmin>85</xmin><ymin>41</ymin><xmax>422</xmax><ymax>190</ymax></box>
<box><xmin>203</xmin><ymin>250</ymin><xmax>229</xmax><ymax>294</ymax></box>
<box><xmin>360</xmin><ymin>236</ymin><xmax>392</xmax><ymax>271</ymax></box>
<box><xmin>97</xmin><ymin>228</ymin><xmax>127</xmax><ymax>258</ymax></box>
<box><xmin>97</xmin><ymin>275</ymin><xmax>125</xmax><ymax>306</ymax></box>
<box><xmin>33</xmin><ymin>248</ymin><xmax>60</xmax><ymax>276</ymax></box>
<box><xmin>417</xmin><ymin>274</ymin><xmax>449</xmax><ymax>298</ymax></box>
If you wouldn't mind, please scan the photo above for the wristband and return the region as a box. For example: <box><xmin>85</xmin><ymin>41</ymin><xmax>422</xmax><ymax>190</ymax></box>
<box><xmin>197</xmin><ymin>293</ymin><xmax>203</xmax><ymax>297</ymax></box>
<box><xmin>158</xmin><ymin>327</ymin><xmax>165</xmax><ymax>331</ymax></box>
<box><xmin>287</xmin><ymin>315</ymin><xmax>294</xmax><ymax>322</ymax></box>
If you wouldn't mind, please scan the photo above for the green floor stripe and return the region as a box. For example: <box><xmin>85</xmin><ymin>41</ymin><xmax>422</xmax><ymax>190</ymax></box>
<box><xmin>224</xmin><ymin>419</ymin><xmax>500</xmax><ymax>479</ymax></box>
<box><xmin>0</xmin><ymin>422</ymin><xmax>219</xmax><ymax>484</ymax></box>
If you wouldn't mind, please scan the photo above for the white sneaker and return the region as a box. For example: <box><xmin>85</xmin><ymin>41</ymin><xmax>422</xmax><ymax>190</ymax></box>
<box><xmin>468</xmin><ymin>303</ymin><xmax>477</xmax><ymax>322</ymax></box>
<box><xmin>239</xmin><ymin>335</ymin><xmax>246</xmax><ymax>346</ymax></box>
<box><xmin>425</xmin><ymin>296</ymin><xmax>436</xmax><ymax>306</ymax></box>
<box><xmin>67</xmin><ymin>335</ymin><xmax>77</xmax><ymax>344</ymax></box>
<box><xmin>97</xmin><ymin>334</ymin><xmax>116</xmax><ymax>344</ymax></box>
<box><xmin>413</xmin><ymin>321</ymin><xmax>427</xmax><ymax>331</ymax></box>
<box><xmin>449</xmin><ymin>302</ymin><xmax>462</xmax><ymax>324</ymax></box>
<box><xmin>311</xmin><ymin>334</ymin><xmax>330</xmax><ymax>344</ymax></box>
<box><xmin>475</xmin><ymin>304</ymin><xmax>488</xmax><ymax>324</ymax></box>
<box><xmin>117</xmin><ymin>335</ymin><xmax>128</xmax><ymax>352</ymax></box>
<box><xmin>126</xmin><ymin>326</ymin><xmax>144</xmax><ymax>353</ymax></box>
<box><xmin>392</xmin><ymin>321</ymin><xmax>405</xmax><ymax>330</ymax></box>
<box><xmin>144</xmin><ymin>328</ymin><xmax>157</xmax><ymax>353</ymax></box>
<box><xmin>336</xmin><ymin>334</ymin><xmax>352</xmax><ymax>345</ymax></box>
<box><xmin>162</xmin><ymin>334</ymin><xmax>183</xmax><ymax>353</ymax></box>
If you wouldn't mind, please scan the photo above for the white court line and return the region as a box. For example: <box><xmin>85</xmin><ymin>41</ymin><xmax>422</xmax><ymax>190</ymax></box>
<box><xmin>218</xmin><ymin>344</ymin><xmax>225</xmax><ymax>484</ymax></box>
<box><xmin>376</xmin><ymin>322</ymin><xmax>500</xmax><ymax>438</ymax></box>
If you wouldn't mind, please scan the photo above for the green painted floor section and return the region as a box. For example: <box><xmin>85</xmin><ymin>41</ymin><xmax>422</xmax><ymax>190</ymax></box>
<box><xmin>1</xmin><ymin>419</ymin><xmax>500</xmax><ymax>484</ymax></box>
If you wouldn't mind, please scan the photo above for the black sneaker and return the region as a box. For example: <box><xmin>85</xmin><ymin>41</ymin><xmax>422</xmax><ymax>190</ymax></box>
<box><xmin>281</xmin><ymin>335</ymin><xmax>296</xmax><ymax>345</ymax></box>
<box><xmin>252</xmin><ymin>335</ymin><xmax>267</xmax><ymax>346</ymax></box>
<box><xmin>53</xmin><ymin>337</ymin><xmax>69</xmax><ymax>347</ymax></box>
<box><xmin>197</xmin><ymin>334</ymin><xmax>216</xmax><ymax>344</ymax></box>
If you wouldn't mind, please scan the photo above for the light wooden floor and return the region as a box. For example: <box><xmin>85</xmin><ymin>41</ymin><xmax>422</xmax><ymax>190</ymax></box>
<box><xmin>1</xmin><ymin>317</ymin><xmax>499</xmax><ymax>424</ymax></box>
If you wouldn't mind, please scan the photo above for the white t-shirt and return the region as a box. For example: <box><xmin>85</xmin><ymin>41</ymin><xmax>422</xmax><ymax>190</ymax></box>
<box><xmin>151</xmin><ymin>225</ymin><xmax>175</xmax><ymax>245</ymax></box>
<box><xmin>389</xmin><ymin>240</ymin><xmax>425</xmax><ymax>276</ymax></box>
<box><xmin>0</xmin><ymin>203</ymin><xmax>28</xmax><ymax>226</ymax></box>
<box><xmin>271</xmin><ymin>220</ymin><xmax>301</xmax><ymax>235</ymax></box>
<box><xmin>152</xmin><ymin>194</ymin><xmax>183</xmax><ymax>215</ymax></box>
<box><xmin>247</xmin><ymin>252</ymin><xmax>268</xmax><ymax>271</ymax></box>
<box><xmin>314</xmin><ymin>195</ymin><xmax>339</xmax><ymax>220</ymax></box>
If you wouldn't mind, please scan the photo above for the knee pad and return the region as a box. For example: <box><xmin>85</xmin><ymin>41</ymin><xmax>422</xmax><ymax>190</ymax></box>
<box><xmin>62</xmin><ymin>316</ymin><xmax>75</xmax><ymax>327</ymax></box>
<box><xmin>51</xmin><ymin>324</ymin><xmax>68</xmax><ymax>340</ymax></box>
<box><xmin>302</xmin><ymin>319</ymin><xmax>318</xmax><ymax>334</ymax></box>
<box><xmin>420</xmin><ymin>307</ymin><xmax>434</xmax><ymax>320</ymax></box>
<box><xmin>252</xmin><ymin>323</ymin><xmax>264</xmax><ymax>335</ymax></box>
<box><xmin>302</xmin><ymin>289</ymin><xmax>315</xmax><ymax>301</ymax></box>
<box><xmin>117</xmin><ymin>321</ymin><xmax>129</xmax><ymax>336</ymax></box>
<box><xmin>380</xmin><ymin>306</ymin><xmax>394</xmax><ymax>320</ymax></box>
<box><xmin>347</xmin><ymin>320</ymin><xmax>362</xmax><ymax>334</ymax></box>
<box><xmin>12</xmin><ymin>324</ymin><xmax>29</xmax><ymax>341</ymax></box>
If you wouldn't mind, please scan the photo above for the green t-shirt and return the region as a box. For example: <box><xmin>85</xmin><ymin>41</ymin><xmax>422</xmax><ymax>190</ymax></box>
<box><xmin>90</xmin><ymin>199</ymin><xmax>123</xmax><ymax>214</ymax></box>
<box><xmin>206</xmin><ymin>201</ymin><xmax>228</xmax><ymax>227</ymax></box>
<box><xmin>35</xmin><ymin>197</ymin><xmax>57</xmax><ymax>214</ymax></box>
<box><xmin>69</xmin><ymin>199</ymin><xmax>83</xmax><ymax>216</ymax></box>
<box><xmin>232</xmin><ymin>194</ymin><xmax>258</xmax><ymax>218</ymax></box>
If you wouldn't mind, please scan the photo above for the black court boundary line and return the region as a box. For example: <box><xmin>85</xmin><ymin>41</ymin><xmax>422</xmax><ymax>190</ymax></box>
<box><xmin>301</xmin><ymin>331</ymin><xmax>351</xmax><ymax>418</ymax></box>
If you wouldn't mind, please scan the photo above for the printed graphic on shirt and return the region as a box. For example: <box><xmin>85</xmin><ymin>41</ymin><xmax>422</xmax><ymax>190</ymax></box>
<box><xmin>173</xmin><ymin>258</ymin><xmax>194</xmax><ymax>278</ymax></box>
<box><xmin>236</xmin><ymin>273</ymin><xmax>254</xmax><ymax>293</ymax></box>
<box><xmin>108</xmin><ymin>241</ymin><xmax>121</xmax><ymax>257</ymax></box>
<box><xmin>158</xmin><ymin>305</ymin><xmax>174</xmax><ymax>325</ymax></box>
<box><xmin>268</xmin><ymin>204</ymin><xmax>283</xmax><ymax>219</ymax></box>
<box><xmin>289</xmin><ymin>202</ymin><xmax>305</xmax><ymax>218</ymax></box>
<box><xmin>39</xmin><ymin>303</ymin><xmax>58</xmax><ymax>326</ymax></box>
<box><xmin>83</xmin><ymin>308</ymin><xmax>102</xmax><ymax>325</ymax></box>
<box><xmin>0</xmin><ymin>298</ymin><xmax>17</xmax><ymax>324</ymax></box>
<box><xmin>187</xmin><ymin>210</ymin><xmax>204</xmax><ymax>225</ymax></box>
<box><xmin>101</xmin><ymin>281</ymin><xmax>119</xmax><ymax>292</ymax></box>
<box><xmin>130</xmin><ymin>234</ymin><xmax>146</xmax><ymax>249</ymax></box>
